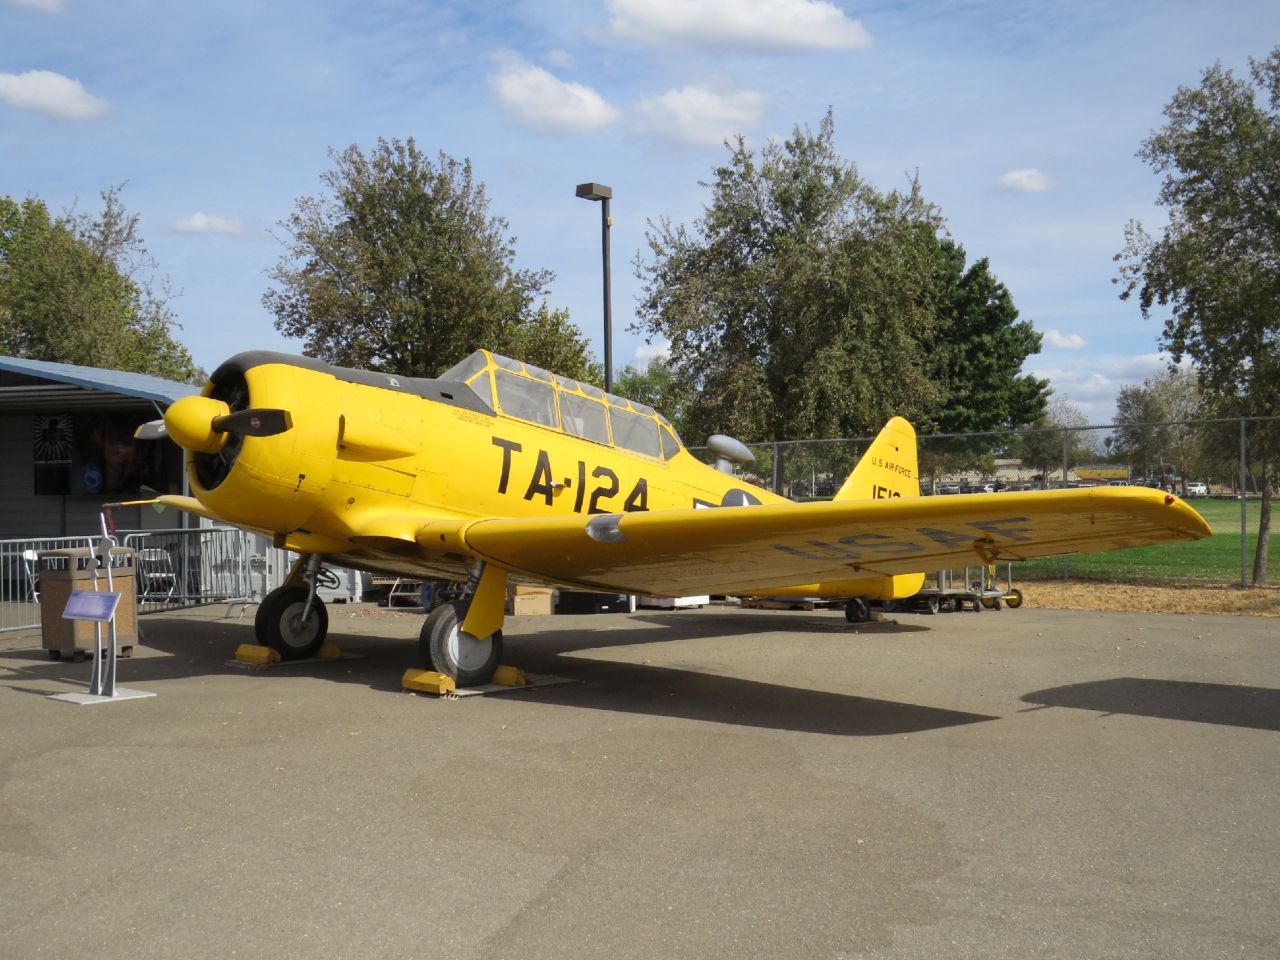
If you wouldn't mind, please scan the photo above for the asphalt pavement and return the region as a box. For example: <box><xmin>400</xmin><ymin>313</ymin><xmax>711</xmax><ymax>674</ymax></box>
<box><xmin>1</xmin><ymin>600</ymin><xmax>1276</xmax><ymax>959</ymax></box>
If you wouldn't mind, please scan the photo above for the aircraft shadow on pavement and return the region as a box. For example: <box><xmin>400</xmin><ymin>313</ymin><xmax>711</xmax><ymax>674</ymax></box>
<box><xmin>0</xmin><ymin>610</ymin><xmax>988</xmax><ymax>738</ymax></box>
<box><xmin>1021</xmin><ymin>677</ymin><xmax>1280</xmax><ymax>732</ymax></box>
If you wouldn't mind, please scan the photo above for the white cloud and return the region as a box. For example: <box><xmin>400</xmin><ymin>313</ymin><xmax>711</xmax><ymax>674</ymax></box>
<box><xmin>631</xmin><ymin>340</ymin><xmax>670</xmax><ymax>369</ymax></box>
<box><xmin>635</xmin><ymin>85</ymin><xmax>767</xmax><ymax>147</ymax></box>
<box><xmin>608</xmin><ymin>0</ymin><xmax>872</xmax><ymax>52</ymax></box>
<box><xmin>488</xmin><ymin>54</ymin><xmax>621</xmax><ymax>135</ymax></box>
<box><xmin>173</xmin><ymin>212</ymin><xmax>245</xmax><ymax>236</ymax></box>
<box><xmin>998</xmin><ymin>168</ymin><xmax>1055</xmax><ymax>192</ymax></box>
<box><xmin>1027</xmin><ymin>353</ymin><xmax>1174</xmax><ymax>423</ymax></box>
<box><xmin>0</xmin><ymin>70</ymin><xmax>109</xmax><ymax>120</ymax></box>
<box><xmin>1043</xmin><ymin>329</ymin><xmax>1087</xmax><ymax>349</ymax></box>
<box><xmin>546</xmin><ymin>49</ymin><xmax>573</xmax><ymax>69</ymax></box>
<box><xmin>4</xmin><ymin>0</ymin><xmax>63</xmax><ymax>12</ymax></box>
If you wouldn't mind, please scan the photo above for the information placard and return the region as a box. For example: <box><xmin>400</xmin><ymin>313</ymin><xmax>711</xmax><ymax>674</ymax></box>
<box><xmin>62</xmin><ymin>591</ymin><xmax>122</xmax><ymax>623</ymax></box>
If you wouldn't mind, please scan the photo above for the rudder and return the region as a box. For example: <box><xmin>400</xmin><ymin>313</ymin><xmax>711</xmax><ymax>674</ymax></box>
<box><xmin>833</xmin><ymin>417</ymin><xmax>919</xmax><ymax>501</ymax></box>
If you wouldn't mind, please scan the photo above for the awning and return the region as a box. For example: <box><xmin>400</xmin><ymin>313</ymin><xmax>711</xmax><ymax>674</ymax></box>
<box><xmin>0</xmin><ymin>356</ymin><xmax>199</xmax><ymax>412</ymax></box>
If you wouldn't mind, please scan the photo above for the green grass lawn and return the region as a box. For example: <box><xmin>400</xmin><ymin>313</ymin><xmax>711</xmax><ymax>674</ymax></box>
<box><xmin>1019</xmin><ymin>496</ymin><xmax>1278</xmax><ymax>586</ymax></box>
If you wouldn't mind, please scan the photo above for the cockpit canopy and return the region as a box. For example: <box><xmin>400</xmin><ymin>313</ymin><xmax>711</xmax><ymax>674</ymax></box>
<box><xmin>440</xmin><ymin>350</ymin><xmax>684</xmax><ymax>461</ymax></box>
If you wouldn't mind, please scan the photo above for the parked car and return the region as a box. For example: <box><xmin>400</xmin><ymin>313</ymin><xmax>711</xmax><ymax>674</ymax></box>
<box><xmin>1186</xmin><ymin>481</ymin><xmax>1209</xmax><ymax>497</ymax></box>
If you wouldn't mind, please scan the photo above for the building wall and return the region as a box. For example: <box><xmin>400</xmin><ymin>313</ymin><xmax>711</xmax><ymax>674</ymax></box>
<box><xmin>0</xmin><ymin>414</ymin><xmax>179</xmax><ymax>540</ymax></box>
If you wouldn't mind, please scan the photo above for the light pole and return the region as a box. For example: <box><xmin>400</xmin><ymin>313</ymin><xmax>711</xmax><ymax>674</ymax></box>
<box><xmin>575</xmin><ymin>182</ymin><xmax>613</xmax><ymax>393</ymax></box>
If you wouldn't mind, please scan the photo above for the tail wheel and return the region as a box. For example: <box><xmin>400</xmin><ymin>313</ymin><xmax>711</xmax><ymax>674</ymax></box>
<box><xmin>844</xmin><ymin>597</ymin><xmax>871</xmax><ymax>623</ymax></box>
<box><xmin>926</xmin><ymin>595</ymin><xmax>941</xmax><ymax>615</ymax></box>
<box><xmin>419</xmin><ymin>600</ymin><xmax>502</xmax><ymax>687</ymax></box>
<box><xmin>1004</xmin><ymin>588</ymin><xmax>1024</xmax><ymax>609</ymax></box>
<box><xmin>255</xmin><ymin>586</ymin><xmax>328</xmax><ymax>660</ymax></box>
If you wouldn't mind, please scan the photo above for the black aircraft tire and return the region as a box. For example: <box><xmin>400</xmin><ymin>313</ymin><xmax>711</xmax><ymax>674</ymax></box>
<box><xmin>256</xmin><ymin>587</ymin><xmax>328</xmax><ymax>661</ymax></box>
<box><xmin>419</xmin><ymin>600</ymin><xmax>502</xmax><ymax>687</ymax></box>
<box><xmin>1005</xmin><ymin>588</ymin><xmax>1024</xmax><ymax>609</ymax></box>
<box><xmin>844</xmin><ymin>597</ymin><xmax>871</xmax><ymax>623</ymax></box>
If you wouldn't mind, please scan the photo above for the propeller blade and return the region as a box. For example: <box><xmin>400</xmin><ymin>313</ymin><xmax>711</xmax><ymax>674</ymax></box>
<box><xmin>134</xmin><ymin>419</ymin><xmax>168</xmax><ymax>440</ymax></box>
<box><xmin>211</xmin><ymin>408</ymin><xmax>293</xmax><ymax>438</ymax></box>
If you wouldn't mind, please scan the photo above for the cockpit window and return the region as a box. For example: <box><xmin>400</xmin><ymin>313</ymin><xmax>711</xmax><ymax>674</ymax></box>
<box><xmin>660</xmin><ymin>424</ymin><xmax>682</xmax><ymax>459</ymax></box>
<box><xmin>494</xmin><ymin>369</ymin><xmax>558</xmax><ymax>428</ymax></box>
<box><xmin>441</xmin><ymin>349</ymin><xmax>684</xmax><ymax>459</ymax></box>
<box><xmin>440</xmin><ymin>351</ymin><xmax>489</xmax><ymax>383</ymax></box>
<box><xmin>611</xmin><ymin>406</ymin><xmax>662</xmax><ymax>459</ymax></box>
<box><xmin>465</xmin><ymin>370</ymin><xmax>494</xmax><ymax>409</ymax></box>
<box><xmin>560</xmin><ymin>392</ymin><xmax>610</xmax><ymax>445</ymax></box>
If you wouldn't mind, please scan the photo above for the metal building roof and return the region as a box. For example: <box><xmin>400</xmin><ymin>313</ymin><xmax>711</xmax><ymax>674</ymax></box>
<box><xmin>0</xmin><ymin>355</ymin><xmax>200</xmax><ymax>412</ymax></box>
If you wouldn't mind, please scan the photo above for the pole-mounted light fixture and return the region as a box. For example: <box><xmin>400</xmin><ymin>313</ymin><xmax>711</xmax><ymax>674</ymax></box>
<box><xmin>575</xmin><ymin>182</ymin><xmax>613</xmax><ymax>393</ymax></box>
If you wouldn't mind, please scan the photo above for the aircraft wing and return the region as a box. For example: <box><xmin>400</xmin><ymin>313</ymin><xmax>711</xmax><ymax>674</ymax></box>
<box><xmin>458</xmin><ymin>488</ymin><xmax>1211</xmax><ymax>596</ymax></box>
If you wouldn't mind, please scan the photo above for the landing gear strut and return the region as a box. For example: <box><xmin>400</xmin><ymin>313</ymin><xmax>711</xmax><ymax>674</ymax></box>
<box><xmin>255</xmin><ymin>554</ymin><xmax>329</xmax><ymax>660</ymax></box>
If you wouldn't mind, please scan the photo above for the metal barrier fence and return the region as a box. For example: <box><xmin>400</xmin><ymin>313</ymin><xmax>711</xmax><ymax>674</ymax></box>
<box><xmin>0</xmin><ymin>535</ymin><xmax>97</xmax><ymax>632</ymax></box>
<box><xmin>0</xmin><ymin>526</ymin><xmax>300</xmax><ymax>632</ymax></box>
<box><xmin>117</xmin><ymin>527</ymin><xmax>259</xmax><ymax>611</ymax></box>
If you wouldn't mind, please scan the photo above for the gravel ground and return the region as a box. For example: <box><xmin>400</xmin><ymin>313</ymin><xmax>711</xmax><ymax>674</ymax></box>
<box><xmin>1024</xmin><ymin>580</ymin><xmax>1280</xmax><ymax>617</ymax></box>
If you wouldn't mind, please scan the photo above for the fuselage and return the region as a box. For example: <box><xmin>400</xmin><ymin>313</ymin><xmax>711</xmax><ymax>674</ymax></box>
<box><xmin>172</xmin><ymin>350</ymin><xmax>918</xmax><ymax>599</ymax></box>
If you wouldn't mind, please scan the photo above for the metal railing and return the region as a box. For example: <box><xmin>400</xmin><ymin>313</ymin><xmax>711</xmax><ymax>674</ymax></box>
<box><xmin>117</xmin><ymin>527</ymin><xmax>259</xmax><ymax>611</ymax></box>
<box><xmin>0</xmin><ymin>524</ymin><xmax>300</xmax><ymax>632</ymax></box>
<box><xmin>0</xmin><ymin>535</ymin><xmax>97</xmax><ymax>632</ymax></box>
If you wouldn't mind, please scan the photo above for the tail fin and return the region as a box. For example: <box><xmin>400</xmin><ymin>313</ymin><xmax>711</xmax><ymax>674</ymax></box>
<box><xmin>833</xmin><ymin>417</ymin><xmax>919</xmax><ymax>501</ymax></box>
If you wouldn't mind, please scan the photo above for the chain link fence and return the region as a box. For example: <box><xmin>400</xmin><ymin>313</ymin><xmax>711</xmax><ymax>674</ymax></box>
<box><xmin>693</xmin><ymin>417</ymin><xmax>1278</xmax><ymax>589</ymax></box>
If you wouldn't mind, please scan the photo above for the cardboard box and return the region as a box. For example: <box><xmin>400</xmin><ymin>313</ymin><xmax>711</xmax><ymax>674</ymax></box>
<box><xmin>506</xmin><ymin>585</ymin><xmax>554</xmax><ymax>616</ymax></box>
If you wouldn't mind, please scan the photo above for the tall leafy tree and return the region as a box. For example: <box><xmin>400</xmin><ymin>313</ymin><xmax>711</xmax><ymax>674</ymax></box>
<box><xmin>928</xmin><ymin>239</ymin><xmax>1049</xmax><ymax>434</ymax></box>
<box><xmin>1018</xmin><ymin>399</ymin><xmax>1097</xmax><ymax>484</ymax></box>
<box><xmin>921</xmin><ymin>238</ymin><xmax>1050</xmax><ymax>480</ymax></box>
<box><xmin>0</xmin><ymin>188</ymin><xmax>196</xmax><ymax>381</ymax></box>
<box><xmin>1111</xmin><ymin>383</ymin><xmax>1169</xmax><ymax>479</ymax></box>
<box><xmin>1115</xmin><ymin>48</ymin><xmax>1280</xmax><ymax>583</ymax></box>
<box><xmin>636</xmin><ymin>113</ymin><xmax>1047</xmax><ymax>450</ymax></box>
<box><xmin>635</xmin><ymin>112</ymin><xmax>947</xmax><ymax>445</ymax></box>
<box><xmin>264</xmin><ymin>137</ymin><xmax>588</xmax><ymax>379</ymax></box>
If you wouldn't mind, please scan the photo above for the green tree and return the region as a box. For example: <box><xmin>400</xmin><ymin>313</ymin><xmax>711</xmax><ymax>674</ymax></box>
<box><xmin>635</xmin><ymin>114</ymin><xmax>1048</xmax><ymax>451</ymax></box>
<box><xmin>1111</xmin><ymin>383</ymin><xmax>1169</xmax><ymax>479</ymax></box>
<box><xmin>1018</xmin><ymin>399</ymin><xmax>1096</xmax><ymax>485</ymax></box>
<box><xmin>264</xmin><ymin>137</ymin><xmax>586</xmax><ymax>379</ymax></box>
<box><xmin>1116</xmin><ymin>49</ymin><xmax>1280</xmax><ymax>583</ymax></box>
<box><xmin>635</xmin><ymin>112</ymin><xmax>947</xmax><ymax>446</ymax></box>
<box><xmin>928</xmin><ymin>239</ymin><xmax>1050</xmax><ymax>434</ymax></box>
<box><xmin>921</xmin><ymin>238</ymin><xmax>1051</xmax><ymax>482</ymax></box>
<box><xmin>612</xmin><ymin>356</ymin><xmax>689</xmax><ymax>431</ymax></box>
<box><xmin>0</xmin><ymin>188</ymin><xmax>196</xmax><ymax>381</ymax></box>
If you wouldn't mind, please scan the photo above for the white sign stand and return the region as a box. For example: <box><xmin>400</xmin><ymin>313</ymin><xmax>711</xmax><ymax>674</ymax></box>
<box><xmin>48</xmin><ymin>538</ymin><xmax>155</xmax><ymax>706</ymax></box>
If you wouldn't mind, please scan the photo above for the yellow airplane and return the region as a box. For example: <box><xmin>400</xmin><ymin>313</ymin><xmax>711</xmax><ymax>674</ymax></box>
<box><xmin>136</xmin><ymin>349</ymin><xmax>1211</xmax><ymax>685</ymax></box>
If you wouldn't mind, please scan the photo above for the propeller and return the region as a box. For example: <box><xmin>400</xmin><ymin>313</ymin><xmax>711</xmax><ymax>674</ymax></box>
<box><xmin>134</xmin><ymin>419</ymin><xmax>168</xmax><ymax>440</ymax></box>
<box><xmin>134</xmin><ymin>408</ymin><xmax>291</xmax><ymax>442</ymax></box>
<box><xmin>134</xmin><ymin>395</ymin><xmax>294</xmax><ymax>453</ymax></box>
<box><xmin>211</xmin><ymin>408</ymin><xmax>293</xmax><ymax>438</ymax></box>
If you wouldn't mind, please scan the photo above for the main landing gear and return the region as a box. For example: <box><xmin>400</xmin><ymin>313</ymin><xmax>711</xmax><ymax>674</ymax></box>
<box><xmin>254</xmin><ymin>555</ymin><xmax>507</xmax><ymax>686</ymax></box>
<box><xmin>419</xmin><ymin>601</ymin><xmax>503</xmax><ymax>687</ymax></box>
<box><xmin>256</xmin><ymin>554</ymin><xmax>329</xmax><ymax>660</ymax></box>
<box><xmin>419</xmin><ymin>561</ymin><xmax>506</xmax><ymax>687</ymax></box>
